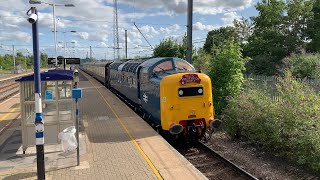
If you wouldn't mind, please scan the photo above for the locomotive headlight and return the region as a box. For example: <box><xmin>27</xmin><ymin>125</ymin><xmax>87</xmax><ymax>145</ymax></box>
<box><xmin>178</xmin><ymin>90</ymin><xmax>184</xmax><ymax>96</ymax></box>
<box><xmin>198</xmin><ymin>88</ymin><xmax>203</xmax><ymax>94</ymax></box>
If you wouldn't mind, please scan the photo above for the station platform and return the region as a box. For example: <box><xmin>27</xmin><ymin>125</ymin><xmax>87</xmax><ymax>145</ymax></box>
<box><xmin>0</xmin><ymin>70</ymin><xmax>207</xmax><ymax>179</ymax></box>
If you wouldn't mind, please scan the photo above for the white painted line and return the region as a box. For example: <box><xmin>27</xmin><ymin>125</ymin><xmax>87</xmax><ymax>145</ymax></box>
<box><xmin>0</xmin><ymin>93</ymin><xmax>19</xmax><ymax>105</ymax></box>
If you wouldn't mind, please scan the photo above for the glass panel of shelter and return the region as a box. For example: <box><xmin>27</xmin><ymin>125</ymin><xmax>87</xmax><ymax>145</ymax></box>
<box><xmin>42</xmin><ymin>81</ymin><xmax>56</xmax><ymax>101</ymax></box>
<box><xmin>58</xmin><ymin>81</ymin><xmax>72</xmax><ymax>99</ymax></box>
<box><xmin>24</xmin><ymin>80</ymin><xmax>74</xmax><ymax>125</ymax></box>
<box><xmin>59</xmin><ymin>102</ymin><xmax>73</xmax><ymax>122</ymax></box>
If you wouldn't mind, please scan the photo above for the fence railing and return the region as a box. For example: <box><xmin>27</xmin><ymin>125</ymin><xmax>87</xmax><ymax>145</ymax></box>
<box><xmin>243</xmin><ymin>74</ymin><xmax>320</xmax><ymax>101</ymax></box>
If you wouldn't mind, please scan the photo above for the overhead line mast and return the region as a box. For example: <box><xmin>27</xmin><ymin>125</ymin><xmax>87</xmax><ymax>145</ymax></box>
<box><xmin>113</xmin><ymin>0</ymin><xmax>120</xmax><ymax>60</ymax></box>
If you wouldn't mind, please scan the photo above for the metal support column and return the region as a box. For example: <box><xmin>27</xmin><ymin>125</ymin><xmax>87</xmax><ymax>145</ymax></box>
<box><xmin>53</xmin><ymin>4</ymin><xmax>57</xmax><ymax>66</ymax></box>
<box><xmin>30</xmin><ymin>7</ymin><xmax>45</xmax><ymax>180</ymax></box>
<box><xmin>75</xmin><ymin>98</ymin><xmax>80</xmax><ymax>165</ymax></box>
<box><xmin>12</xmin><ymin>45</ymin><xmax>16</xmax><ymax>74</ymax></box>
<box><xmin>186</xmin><ymin>0</ymin><xmax>193</xmax><ymax>63</ymax></box>
<box><xmin>125</xmin><ymin>30</ymin><xmax>128</xmax><ymax>59</ymax></box>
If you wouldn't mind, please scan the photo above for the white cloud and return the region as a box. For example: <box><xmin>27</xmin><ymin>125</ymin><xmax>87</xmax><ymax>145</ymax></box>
<box><xmin>139</xmin><ymin>25</ymin><xmax>159</xmax><ymax>35</ymax></box>
<box><xmin>99</xmin><ymin>42</ymin><xmax>108</xmax><ymax>47</ymax></box>
<box><xmin>75</xmin><ymin>31</ymin><xmax>108</xmax><ymax>42</ymax></box>
<box><xmin>0</xmin><ymin>31</ymin><xmax>31</xmax><ymax>42</ymax></box>
<box><xmin>119</xmin><ymin>0</ymin><xmax>253</xmax><ymax>15</ymax></box>
<box><xmin>133</xmin><ymin>39</ymin><xmax>143</xmax><ymax>46</ymax></box>
<box><xmin>222</xmin><ymin>12</ymin><xmax>241</xmax><ymax>26</ymax></box>
<box><xmin>160</xmin><ymin>24</ymin><xmax>180</xmax><ymax>34</ymax></box>
<box><xmin>193</xmin><ymin>22</ymin><xmax>216</xmax><ymax>31</ymax></box>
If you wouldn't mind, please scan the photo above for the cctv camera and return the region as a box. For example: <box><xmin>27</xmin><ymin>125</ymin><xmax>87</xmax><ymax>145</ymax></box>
<box><xmin>27</xmin><ymin>13</ymin><xmax>38</xmax><ymax>24</ymax></box>
<box><xmin>73</xmin><ymin>69</ymin><xmax>79</xmax><ymax>76</ymax></box>
<box><xmin>73</xmin><ymin>69</ymin><xmax>79</xmax><ymax>85</ymax></box>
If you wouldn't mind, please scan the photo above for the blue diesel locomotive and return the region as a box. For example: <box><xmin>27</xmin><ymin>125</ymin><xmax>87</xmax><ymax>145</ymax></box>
<box><xmin>82</xmin><ymin>57</ymin><xmax>221</xmax><ymax>141</ymax></box>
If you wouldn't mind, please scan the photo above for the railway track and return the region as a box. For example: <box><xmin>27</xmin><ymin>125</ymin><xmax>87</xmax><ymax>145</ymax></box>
<box><xmin>177</xmin><ymin>141</ymin><xmax>258</xmax><ymax>180</ymax></box>
<box><xmin>0</xmin><ymin>82</ymin><xmax>19</xmax><ymax>102</ymax></box>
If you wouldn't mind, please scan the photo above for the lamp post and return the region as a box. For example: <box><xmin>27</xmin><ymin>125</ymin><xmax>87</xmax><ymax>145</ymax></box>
<box><xmin>29</xmin><ymin>0</ymin><xmax>75</xmax><ymax>67</ymax></box>
<box><xmin>63</xmin><ymin>31</ymin><xmax>76</xmax><ymax>57</ymax></box>
<box><xmin>56</xmin><ymin>30</ymin><xmax>76</xmax><ymax>58</ymax></box>
<box><xmin>66</xmin><ymin>42</ymin><xmax>75</xmax><ymax>58</ymax></box>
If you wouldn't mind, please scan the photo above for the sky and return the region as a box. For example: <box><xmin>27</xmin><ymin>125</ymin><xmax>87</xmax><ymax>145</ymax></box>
<box><xmin>0</xmin><ymin>0</ymin><xmax>260</xmax><ymax>60</ymax></box>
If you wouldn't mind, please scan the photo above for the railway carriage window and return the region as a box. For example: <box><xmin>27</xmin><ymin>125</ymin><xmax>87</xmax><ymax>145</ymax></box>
<box><xmin>153</xmin><ymin>61</ymin><xmax>174</xmax><ymax>73</ymax></box>
<box><xmin>176</xmin><ymin>60</ymin><xmax>194</xmax><ymax>71</ymax></box>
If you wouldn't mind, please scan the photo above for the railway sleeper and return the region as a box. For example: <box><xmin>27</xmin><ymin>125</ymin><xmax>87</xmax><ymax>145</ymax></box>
<box><xmin>192</xmin><ymin>160</ymin><xmax>222</xmax><ymax>169</ymax></box>
<box><xmin>203</xmin><ymin>167</ymin><xmax>234</xmax><ymax>179</ymax></box>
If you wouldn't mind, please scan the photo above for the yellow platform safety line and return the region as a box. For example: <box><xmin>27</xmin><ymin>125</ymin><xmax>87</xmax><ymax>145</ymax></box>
<box><xmin>0</xmin><ymin>107</ymin><xmax>18</xmax><ymax>123</ymax></box>
<box><xmin>88</xmin><ymin>78</ymin><xmax>163</xmax><ymax>180</ymax></box>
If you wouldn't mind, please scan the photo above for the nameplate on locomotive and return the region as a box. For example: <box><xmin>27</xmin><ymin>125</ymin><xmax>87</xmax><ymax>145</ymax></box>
<box><xmin>180</xmin><ymin>74</ymin><xmax>201</xmax><ymax>85</ymax></box>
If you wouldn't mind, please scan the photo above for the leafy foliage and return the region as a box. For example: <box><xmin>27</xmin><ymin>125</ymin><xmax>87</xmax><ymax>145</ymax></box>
<box><xmin>209</xmin><ymin>38</ymin><xmax>249</xmax><ymax>114</ymax></box>
<box><xmin>283</xmin><ymin>53</ymin><xmax>320</xmax><ymax>78</ymax></box>
<box><xmin>244</xmin><ymin>0</ymin><xmax>315</xmax><ymax>75</ymax></box>
<box><xmin>223</xmin><ymin>72</ymin><xmax>320</xmax><ymax>172</ymax></box>
<box><xmin>0</xmin><ymin>52</ymin><xmax>47</xmax><ymax>71</ymax></box>
<box><xmin>192</xmin><ymin>49</ymin><xmax>211</xmax><ymax>73</ymax></box>
<box><xmin>307</xmin><ymin>0</ymin><xmax>320</xmax><ymax>52</ymax></box>
<box><xmin>153</xmin><ymin>35</ymin><xmax>192</xmax><ymax>59</ymax></box>
<box><xmin>203</xmin><ymin>26</ymin><xmax>237</xmax><ymax>55</ymax></box>
<box><xmin>153</xmin><ymin>38</ymin><xmax>181</xmax><ymax>58</ymax></box>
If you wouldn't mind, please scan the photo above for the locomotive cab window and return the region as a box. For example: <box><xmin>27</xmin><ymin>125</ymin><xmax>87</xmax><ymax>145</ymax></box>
<box><xmin>178</xmin><ymin>87</ymin><xmax>204</xmax><ymax>97</ymax></box>
<box><xmin>175</xmin><ymin>60</ymin><xmax>194</xmax><ymax>71</ymax></box>
<box><xmin>153</xmin><ymin>60</ymin><xmax>174</xmax><ymax>73</ymax></box>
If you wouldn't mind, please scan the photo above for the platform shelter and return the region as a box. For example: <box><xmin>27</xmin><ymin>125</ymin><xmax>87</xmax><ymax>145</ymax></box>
<box><xmin>16</xmin><ymin>70</ymin><xmax>75</xmax><ymax>153</ymax></box>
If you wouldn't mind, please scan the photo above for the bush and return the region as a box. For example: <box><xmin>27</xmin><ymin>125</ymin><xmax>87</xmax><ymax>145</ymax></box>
<box><xmin>210</xmin><ymin>38</ymin><xmax>249</xmax><ymax>115</ymax></box>
<box><xmin>284</xmin><ymin>53</ymin><xmax>320</xmax><ymax>78</ymax></box>
<box><xmin>193</xmin><ymin>49</ymin><xmax>211</xmax><ymax>73</ymax></box>
<box><xmin>222</xmin><ymin>72</ymin><xmax>320</xmax><ymax>172</ymax></box>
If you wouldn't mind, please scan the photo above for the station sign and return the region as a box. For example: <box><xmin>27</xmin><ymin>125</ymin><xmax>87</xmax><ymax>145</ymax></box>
<box><xmin>47</xmin><ymin>57</ymin><xmax>63</xmax><ymax>65</ymax></box>
<box><xmin>66</xmin><ymin>58</ymin><xmax>80</xmax><ymax>64</ymax></box>
<box><xmin>47</xmin><ymin>57</ymin><xmax>81</xmax><ymax>65</ymax></box>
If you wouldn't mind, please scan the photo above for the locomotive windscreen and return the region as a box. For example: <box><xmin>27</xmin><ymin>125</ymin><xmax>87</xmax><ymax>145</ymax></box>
<box><xmin>178</xmin><ymin>87</ymin><xmax>203</xmax><ymax>97</ymax></box>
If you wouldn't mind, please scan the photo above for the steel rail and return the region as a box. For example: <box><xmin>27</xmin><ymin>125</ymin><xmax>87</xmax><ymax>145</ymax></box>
<box><xmin>198</xmin><ymin>141</ymin><xmax>258</xmax><ymax>180</ymax></box>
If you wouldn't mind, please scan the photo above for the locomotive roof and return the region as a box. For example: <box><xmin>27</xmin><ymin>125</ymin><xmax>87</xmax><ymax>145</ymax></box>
<box><xmin>109</xmin><ymin>59</ymin><xmax>147</xmax><ymax>72</ymax></box>
<box><xmin>83</xmin><ymin>61</ymin><xmax>113</xmax><ymax>67</ymax></box>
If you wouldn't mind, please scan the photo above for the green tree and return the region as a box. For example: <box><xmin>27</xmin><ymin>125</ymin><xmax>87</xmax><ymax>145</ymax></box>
<box><xmin>210</xmin><ymin>38</ymin><xmax>249</xmax><ymax>115</ymax></box>
<box><xmin>40</xmin><ymin>53</ymin><xmax>48</xmax><ymax>68</ymax></box>
<box><xmin>285</xmin><ymin>0</ymin><xmax>314</xmax><ymax>53</ymax></box>
<box><xmin>244</xmin><ymin>0</ymin><xmax>287</xmax><ymax>75</ymax></box>
<box><xmin>154</xmin><ymin>38</ymin><xmax>181</xmax><ymax>57</ymax></box>
<box><xmin>203</xmin><ymin>26</ymin><xmax>237</xmax><ymax>55</ymax></box>
<box><xmin>192</xmin><ymin>48</ymin><xmax>211</xmax><ymax>73</ymax></box>
<box><xmin>244</xmin><ymin>0</ymin><xmax>315</xmax><ymax>75</ymax></box>
<box><xmin>307</xmin><ymin>0</ymin><xmax>320</xmax><ymax>52</ymax></box>
<box><xmin>179</xmin><ymin>34</ymin><xmax>187</xmax><ymax>59</ymax></box>
<box><xmin>233</xmin><ymin>17</ymin><xmax>253</xmax><ymax>44</ymax></box>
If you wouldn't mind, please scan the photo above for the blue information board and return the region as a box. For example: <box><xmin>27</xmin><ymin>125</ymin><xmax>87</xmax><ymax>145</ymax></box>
<box><xmin>45</xmin><ymin>90</ymin><xmax>53</xmax><ymax>100</ymax></box>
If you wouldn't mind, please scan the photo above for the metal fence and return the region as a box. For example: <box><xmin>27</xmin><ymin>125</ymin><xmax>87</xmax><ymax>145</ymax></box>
<box><xmin>243</xmin><ymin>74</ymin><xmax>320</xmax><ymax>101</ymax></box>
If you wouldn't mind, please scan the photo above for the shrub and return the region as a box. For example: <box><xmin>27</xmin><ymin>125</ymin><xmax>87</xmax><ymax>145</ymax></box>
<box><xmin>210</xmin><ymin>38</ymin><xmax>249</xmax><ymax>115</ymax></box>
<box><xmin>284</xmin><ymin>53</ymin><xmax>320</xmax><ymax>78</ymax></box>
<box><xmin>222</xmin><ymin>72</ymin><xmax>320</xmax><ymax>172</ymax></box>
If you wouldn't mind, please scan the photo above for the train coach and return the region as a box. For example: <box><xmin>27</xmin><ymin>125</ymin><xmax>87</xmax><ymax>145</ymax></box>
<box><xmin>81</xmin><ymin>57</ymin><xmax>221</xmax><ymax>141</ymax></box>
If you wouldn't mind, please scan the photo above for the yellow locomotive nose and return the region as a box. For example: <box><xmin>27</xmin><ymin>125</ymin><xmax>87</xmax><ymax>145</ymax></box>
<box><xmin>160</xmin><ymin>73</ymin><xmax>214</xmax><ymax>134</ymax></box>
